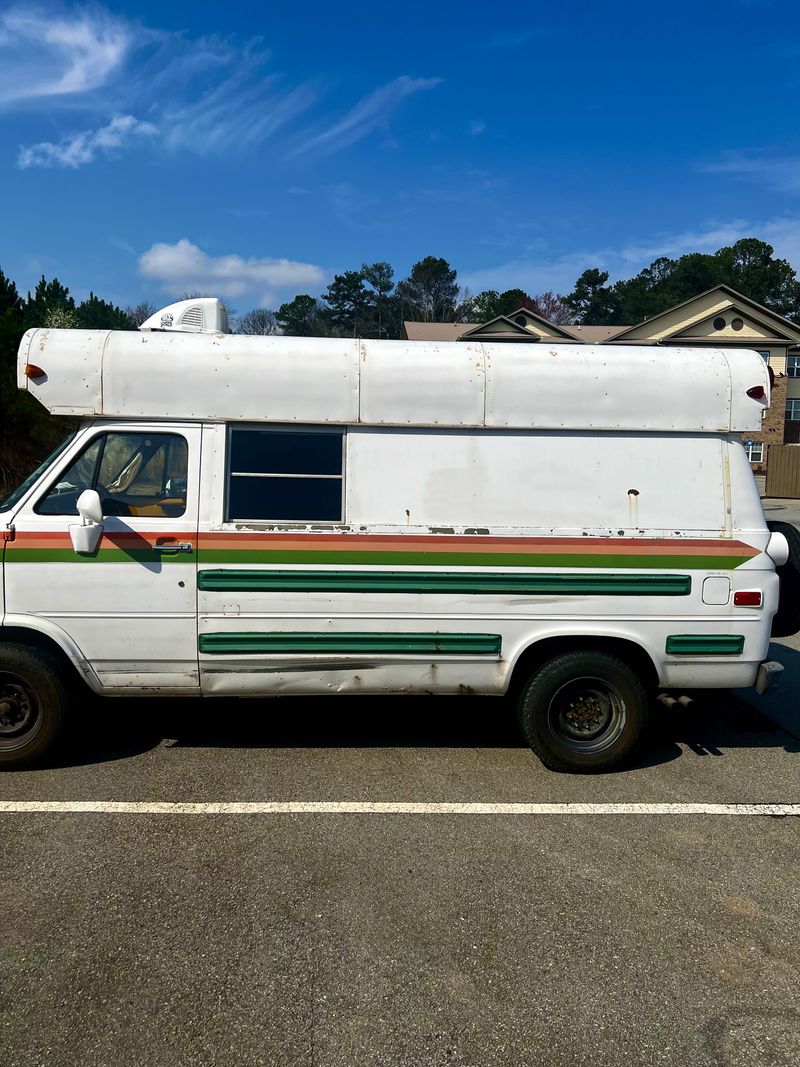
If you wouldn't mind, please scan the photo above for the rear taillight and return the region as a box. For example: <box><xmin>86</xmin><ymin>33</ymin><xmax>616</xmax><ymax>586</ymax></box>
<box><xmin>734</xmin><ymin>590</ymin><xmax>762</xmax><ymax>607</ymax></box>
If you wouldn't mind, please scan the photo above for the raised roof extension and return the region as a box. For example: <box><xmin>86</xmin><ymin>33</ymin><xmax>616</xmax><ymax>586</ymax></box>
<box><xmin>18</xmin><ymin>323</ymin><xmax>770</xmax><ymax>433</ymax></box>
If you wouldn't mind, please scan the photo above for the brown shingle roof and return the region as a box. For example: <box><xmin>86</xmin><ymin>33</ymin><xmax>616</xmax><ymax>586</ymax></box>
<box><xmin>403</xmin><ymin>321</ymin><xmax>470</xmax><ymax>341</ymax></box>
<box><xmin>559</xmin><ymin>324</ymin><xmax>631</xmax><ymax>342</ymax></box>
<box><xmin>403</xmin><ymin>320</ymin><xmax>633</xmax><ymax>344</ymax></box>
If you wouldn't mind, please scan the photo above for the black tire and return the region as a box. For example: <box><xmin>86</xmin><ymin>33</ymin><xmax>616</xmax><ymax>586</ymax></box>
<box><xmin>767</xmin><ymin>521</ymin><xmax>800</xmax><ymax>638</ymax></box>
<box><xmin>0</xmin><ymin>644</ymin><xmax>68</xmax><ymax>769</ymax></box>
<box><xmin>517</xmin><ymin>651</ymin><xmax>649</xmax><ymax>773</ymax></box>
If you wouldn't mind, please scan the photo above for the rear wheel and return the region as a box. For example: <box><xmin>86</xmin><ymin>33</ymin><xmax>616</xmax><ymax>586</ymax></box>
<box><xmin>517</xmin><ymin>651</ymin><xmax>649</xmax><ymax>773</ymax></box>
<box><xmin>767</xmin><ymin>521</ymin><xmax>800</xmax><ymax>638</ymax></box>
<box><xmin>0</xmin><ymin>645</ymin><xmax>68</xmax><ymax>769</ymax></box>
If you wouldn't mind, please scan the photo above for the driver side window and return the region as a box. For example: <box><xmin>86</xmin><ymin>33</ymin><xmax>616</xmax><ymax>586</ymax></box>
<box><xmin>36</xmin><ymin>432</ymin><xmax>188</xmax><ymax>517</ymax></box>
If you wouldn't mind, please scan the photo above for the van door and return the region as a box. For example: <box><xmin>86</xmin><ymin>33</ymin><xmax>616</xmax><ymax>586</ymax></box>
<box><xmin>4</xmin><ymin>423</ymin><xmax>201</xmax><ymax>689</ymax></box>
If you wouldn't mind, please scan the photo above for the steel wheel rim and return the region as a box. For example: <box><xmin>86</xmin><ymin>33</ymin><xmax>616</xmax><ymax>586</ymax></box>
<box><xmin>546</xmin><ymin>676</ymin><xmax>627</xmax><ymax>754</ymax></box>
<box><xmin>0</xmin><ymin>672</ymin><xmax>43</xmax><ymax>751</ymax></box>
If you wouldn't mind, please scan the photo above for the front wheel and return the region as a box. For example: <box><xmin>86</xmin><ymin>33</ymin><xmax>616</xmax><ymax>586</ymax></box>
<box><xmin>0</xmin><ymin>645</ymin><xmax>68</xmax><ymax>769</ymax></box>
<box><xmin>517</xmin><ymin>651</ymin><xmax>649</xmax><ymax>773</ymax></box>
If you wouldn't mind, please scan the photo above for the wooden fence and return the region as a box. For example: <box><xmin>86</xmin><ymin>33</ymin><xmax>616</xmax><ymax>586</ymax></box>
<box><xmin>765</xmin><ymin>444</ymin><xmax>800</xmax><ymax>498</ymax></box>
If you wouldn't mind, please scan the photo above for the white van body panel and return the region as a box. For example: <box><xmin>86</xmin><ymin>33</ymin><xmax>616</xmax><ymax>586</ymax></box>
<box><xmin>345</xmin><ymin>428</ymin><xmax>728</xmax><ymax>531</ymax></box>
<box><xmin>7</xmin><ymin>328</ymin><xmax>780</xmax><ymax>701</ymax></box>
<box><xmin>195</xmin><ymin>421</ymin><xmax>777</xmax><ymax>697</ymax></box>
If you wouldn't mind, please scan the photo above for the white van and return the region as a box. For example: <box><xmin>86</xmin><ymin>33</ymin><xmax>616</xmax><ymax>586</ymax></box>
<box><xmin>1</xmin><ymin>298</ymin><xmax>795</xmax><ymax>772</ymax></box>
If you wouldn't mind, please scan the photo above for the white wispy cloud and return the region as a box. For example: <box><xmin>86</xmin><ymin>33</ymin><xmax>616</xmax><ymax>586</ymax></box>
<box><xmin>13</xmin><ymin>26</ymin><xmax>317</xmax><ymax>167</ymax></box>
<box><xmin>462</xmin><ymin>217</ymin><xmax>800</xmax><ymax>296</ymax></box>
<box><xmin>287</xmin><ymin>76</ymin><xmax>442</xmax><ymax>158</ymax></box>
<box><xmin>0</xmin><ymin>5</ymin><xmax>131</xmax><ymax>106</ymax></box>
<box><xmin>138</xmin><ymin>239</ymin><xmax>327</xmax><ymax>306</ymax></box>
<box><xmin>153</xmin><ymin>40</ymin><xmax>317</xmax><ymax>155</ymax></box>
<box><xmin>7</xmin><ymin>8</ymin><xmax>433</xmax><ymax>170</ymax></box>
<box><xmin>698</xmin><ymin>151</ymin><xmax>800</xmax><ymax>194</ymax></box>
<box><xmin>162</xmin><ymin>79</ymin><xmax>316</xmax><ymax>155</ymax></box>
<box><xmin>18</xmin><ymin>114</ymin><xmax>157</xmax><ymax>169</ymax></box>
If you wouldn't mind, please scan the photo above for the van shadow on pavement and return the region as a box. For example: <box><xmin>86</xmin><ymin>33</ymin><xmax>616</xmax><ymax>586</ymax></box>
<box><xmin>735</xmin><ymin>640</ymin><xmax>800</xmax><ymax>743</ymax></box>
<box><xmin>49</xmin><ymin>682</ymin><xmax>800</xmax><ymax>773</ymax></box>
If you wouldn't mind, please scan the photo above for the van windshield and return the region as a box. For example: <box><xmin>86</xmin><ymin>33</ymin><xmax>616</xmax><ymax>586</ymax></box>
<box><xmin>0</xmin><ymin>431</ymin><xmax>78</xmax><ymax>514</ymax></box>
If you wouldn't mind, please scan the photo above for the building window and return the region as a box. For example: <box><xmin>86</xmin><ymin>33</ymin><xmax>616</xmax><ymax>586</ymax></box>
<box><xmin>786</xmin><ymin>400</ymin><xmax>800</xmax><ymax>421</ymax></box>
<box><xmin>226</xmin><ymin>426</ymin><xmax>344</xmax><ymax>522</ymax></box>
<box><xmin>757</xmin><ymin>351</ymin><xmax>770</xmax><ymax>365</ymax></box>
<box><xmin>731</xmin><ymin>317</ymin><xmax>744</xmax><ymax>331</ymax></box>
<box><xmin>744</xmin><ymin>441</ymin><xmax>764</xmax><ymax>463</ymax></box>
<box><xmin>713</xmin><ymin>316</ymin><xmax>726</xmax><ymax>330</ymax></box>
<box><xmin>788</xmin><ymin>354</ymin><xmax>800</xmax><ymax>377</ymax></box>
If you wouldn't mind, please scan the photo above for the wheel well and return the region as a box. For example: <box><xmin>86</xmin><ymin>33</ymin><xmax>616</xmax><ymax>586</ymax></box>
<box><xmin>0</xmin><ymin>627</ymin><xmax>87</xmax><ymax>691</ymax></box>
<box><xmin>507</xmin><ymin>636</ymin><xmax>659</xmax><ymax>698</ymax></box>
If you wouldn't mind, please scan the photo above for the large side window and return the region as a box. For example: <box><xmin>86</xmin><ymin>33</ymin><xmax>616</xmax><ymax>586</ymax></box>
<box><xmin>226</xmin><ymin>426</ymin><xmax>344</xmax><ymax>522</ymax></box>
<box><xmin>37</xmin><ymin>432</ymin><xmax>188</xmax><ymax>517</ymax></box>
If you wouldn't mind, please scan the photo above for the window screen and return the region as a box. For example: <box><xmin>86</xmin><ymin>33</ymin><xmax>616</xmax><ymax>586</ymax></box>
<box><xmin>226</xmin><ymin>427</ymin><xmax>344</xmax><ymax>522</ymax></box>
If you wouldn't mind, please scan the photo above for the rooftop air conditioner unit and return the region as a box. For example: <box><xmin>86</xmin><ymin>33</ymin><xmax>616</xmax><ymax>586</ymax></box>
<box><xmin>139</xmin><ymin>297</ymin><xmax>228</xmax><ymax>334</ymax></box>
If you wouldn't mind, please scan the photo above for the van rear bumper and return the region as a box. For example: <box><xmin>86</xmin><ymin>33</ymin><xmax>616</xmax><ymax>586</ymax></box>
<box><xmin>659</xmin><ymin>659</ymin><xmax>782</xmax><ymax>692</ymax></box>
<box><xmin>660</xmin><ymin>661</ymin><xmax>760</xmax><ymax>689</ymax></box>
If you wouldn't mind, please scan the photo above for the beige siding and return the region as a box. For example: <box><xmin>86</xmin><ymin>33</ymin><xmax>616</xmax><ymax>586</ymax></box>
<box><xmin>618</xmin><ymin>293</ymin><xmax>738</xmax><ymax>342</ymax></box>
<box><xmin>678</xmin><ymin>313</ymin><xmax>784</xmax><ymax>340</ymax></box>
<box><xmin>771</xmin><ymin>350</ymin><xmax>788</xmax><ymax>376</ymax></box>
<box><xmin>618</xmin><ymin>291</ymin><xmax>800</xmax><ymax>347</ymax></box>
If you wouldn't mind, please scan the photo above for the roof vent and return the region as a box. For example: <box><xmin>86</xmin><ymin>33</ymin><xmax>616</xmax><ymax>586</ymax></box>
<box><xmin>180</xmin><ymin>305</ymin><xmax>205</xmax><ymax>330</ymax></box>
<box><xmin>139</xmin><ymin>298</ymin><xmax>227</xmax><ymax>334</ymax></box>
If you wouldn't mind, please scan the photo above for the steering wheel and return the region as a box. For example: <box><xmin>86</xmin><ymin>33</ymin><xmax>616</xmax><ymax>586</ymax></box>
<box><xmin>96</xmin><ymin>483</ymin><xmax>133</xmax><ymax>517</ymax></box>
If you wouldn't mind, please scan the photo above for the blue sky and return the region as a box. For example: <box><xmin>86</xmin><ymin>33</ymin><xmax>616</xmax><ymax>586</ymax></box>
<box><xmin>1</xmin><ymin>0</ymin><xmax>799</xmax><ymax>313</ymax></box>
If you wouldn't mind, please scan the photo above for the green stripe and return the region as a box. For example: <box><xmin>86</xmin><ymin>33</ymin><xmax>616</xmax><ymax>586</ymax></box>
<box><xmin>199</xmin><ymin>631</ymin><xmax>502</xmax><ymax>656</ymax></box>
<box><xmin>196</xmin><ymin>550</ymin><xmax>747</xmax><ymax>570</ymax></box>
<box><xmin>666</xmin><ymin>635</ymin><xmax>745</xmax><ymax>656</ymax></box>
<box><xmin>198</xmin><ymin>569</ymin><xmax>692</xmax><ymax>595</ymax></box>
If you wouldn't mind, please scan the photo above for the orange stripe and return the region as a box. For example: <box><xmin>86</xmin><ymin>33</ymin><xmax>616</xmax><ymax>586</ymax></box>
<box><xmin>196</xmin><ymin>532</ymin><xmax>749</xmax><ymax>549</ymax></box>
<box><xmin>8</xmin><ymin>529</ymin><xmax>761</xmax><ymax>559</ymax></box>
<box><xmin>195</xmin><ymin>537</ymin><xmax>758</xmax><ymax>557</ymax></box>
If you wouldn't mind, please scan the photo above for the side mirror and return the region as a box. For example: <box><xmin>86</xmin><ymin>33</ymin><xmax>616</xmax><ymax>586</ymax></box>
<box><xmin>70</xmin><ymin>489</ymin><xmax>104</xmax><ymax>555</ymax></box>
<box><xmin>77</xmin><ymin>489</ymin><xmax>103</xmax><ymax>525</ymax></box>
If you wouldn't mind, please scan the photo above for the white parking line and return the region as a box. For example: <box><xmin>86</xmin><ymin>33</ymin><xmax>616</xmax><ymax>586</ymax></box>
<box><xmin>0</xmin><ymin>800</ymin><xmax>798</xmax><ymax>816</ymax></box>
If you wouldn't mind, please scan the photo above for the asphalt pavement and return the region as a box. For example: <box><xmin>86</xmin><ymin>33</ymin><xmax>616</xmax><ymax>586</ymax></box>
<box><xmin>2</xmin><ymin>685</ymin><xmax>800</xmax><ymax>1067</ymax></box>
<box><xmin>3</xmin><ymin>488</ymin><xmax>799</xmax><ymax>1067</ymax></box>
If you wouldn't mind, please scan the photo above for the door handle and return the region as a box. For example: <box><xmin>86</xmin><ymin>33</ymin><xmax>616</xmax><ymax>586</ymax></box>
<box><xmin>154</xmin><ymin>540</ymin><xmax>193</xmax><ymax>555</ymax></box>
